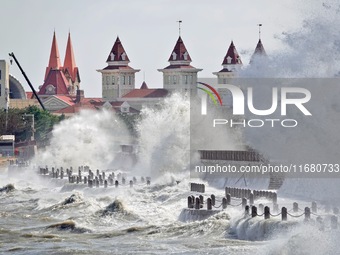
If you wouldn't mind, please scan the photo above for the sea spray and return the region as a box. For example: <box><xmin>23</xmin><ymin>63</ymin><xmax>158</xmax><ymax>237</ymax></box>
<box><xmin>33</xmin><ymin>109</ymin><xmax>132</xmax><ymax>170</ymax></box>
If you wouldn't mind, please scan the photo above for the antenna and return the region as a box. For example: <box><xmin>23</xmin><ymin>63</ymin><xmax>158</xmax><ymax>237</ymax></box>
<box><xmin>143</xmin><ymin>71</ymin><xmax>145</xmax><ymax>82</ymax></box>
<box><xmin>177</xmin><ymin>20</ymin><xmax>182</xmax><ymax>36</ymax></box>
<box><xmin>258</xmin><ymin>24</ymin><xmax>262</xmax><ymax>40</ymax></box>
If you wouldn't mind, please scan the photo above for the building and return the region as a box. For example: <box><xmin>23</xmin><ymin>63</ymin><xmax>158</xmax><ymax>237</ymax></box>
<box><xmin>0</xmin><ymin>60</ymin><xmax>9</xmax><ymax>111</ymax></box>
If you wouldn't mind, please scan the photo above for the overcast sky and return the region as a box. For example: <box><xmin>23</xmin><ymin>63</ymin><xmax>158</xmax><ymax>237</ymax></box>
<box><xmin>0</xmin><ymin>0</ymin><xmax>319</xmax><ymax>97</ymax></box>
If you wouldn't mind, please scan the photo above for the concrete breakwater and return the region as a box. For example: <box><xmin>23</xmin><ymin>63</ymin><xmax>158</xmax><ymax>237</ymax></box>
<box><xmin>38</xmin><ymin>166</ymin><xmax>151</xmax><ymax>188</ymax></box>
<box><xmin>184</xmin><ymin>183</ymin><xmax>339</xmax><ymax>230</ymax></box>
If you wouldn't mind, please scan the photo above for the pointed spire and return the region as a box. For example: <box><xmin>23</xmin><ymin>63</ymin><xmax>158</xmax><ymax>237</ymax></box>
<box><xmin>140</xmin><ymin>81</ymin><xmax>149</xmax><ymax>89</ymax></box>
<box><xmin>63</xmin><ymin>32</ymin><xmax>78</xmax><ymax>82</ymax></box>
<box><xmin>168</xmin><ymin>36</ymin><xmax>192</xmax><ymax>62</ymax></box>
<box><xmin>222</xmin><ymin>41</ymin><xmax>242</xmax><ymax>65</ymax></box>
<box><xmin>106</xmin><ymin>36</ymin><xmax>130</xmax><ymax>63</ymax></box>
<box><xmin>250</xmin><ymin>39</ymin><xmax>267</xmax><ymax>64</ymax></box>
<box><xmin>45</xmin><ymin>31</ymin><xmax>62</xmax><ymax>80</ymax></box>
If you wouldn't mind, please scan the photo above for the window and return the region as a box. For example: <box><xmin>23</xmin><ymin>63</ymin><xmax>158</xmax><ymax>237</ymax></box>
<box><xmin>173</xmin><ymin>75</ymin><xmax>177</xmax><ymax>84</ymax></box>
<box><xmin>184</xmin><ymin>75</ymin><xmax>188</xmax><ymax>84</ymax></box>
<box><xmin>122</xmin><ymin>76</ymin><xmax>126</xmax><ymax>85</ymax></box>
<box><xmin>189</xmin><ymin>75</ymin><xmax>193</xmax><ymax>84</ymax></box>
<box><xmin>183</xmin><ymin>52</ymin><xmax>188</xmax><ymax>60</ymax></box>
<box><xmin>121</xmin><ymin>52</ymin><xmax>126</xmax><ymax>61</ymax></box>
<box><xmin>128</xmin><ymin>76</ymin><xmax>132</xmax><ymax>85</ymax></box>
<box><xmin>112</xmin><ymin>76</ymin><xmax>115</xmax><ymax>85</ymax></box>
<box><xmin>106</xmin><ymin>76</ymin><xmax>110</xmax><ymax>85</ymax></box>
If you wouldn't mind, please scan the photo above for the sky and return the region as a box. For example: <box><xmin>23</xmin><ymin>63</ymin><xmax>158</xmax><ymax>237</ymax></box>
<box><xmin>0</xmin><ymin>0</ymin><xmax>318</xmax><ymax>97</ymax></box>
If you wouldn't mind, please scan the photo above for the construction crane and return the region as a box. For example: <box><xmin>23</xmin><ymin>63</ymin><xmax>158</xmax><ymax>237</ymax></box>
<box><xmin>8</xmin><ymin>52</ymin><xmax>46</xmax><ymax>111</ymax></box>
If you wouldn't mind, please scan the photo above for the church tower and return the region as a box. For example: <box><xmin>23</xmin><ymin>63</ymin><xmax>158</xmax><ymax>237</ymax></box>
<box><xmin>63</xmin><ymin>32</ymin><xmax>81</xmax><ymax>96</ymax></box>
<box><xmin>97</xmin><ymin>37</ymin><xmax>140</xmax><ymax>101</ymax></box>
<box><xmin>249</xmin><ymin>39</ymin><xmax>267</xmax><ymax>64</ymax></box>
<box><xmin>213</xmin><ymin>41</ymin><xmax>242</xmax><ymax>83</ymax></box>
<box><xmin>158</xmin><ymin>36</ymin><xmax>202</xmax><ymax>94</ymax></box>
<box><xmin>39</xmin><ymin>32</ymin><xmax>70</xmax><ymax>96</ymax></box>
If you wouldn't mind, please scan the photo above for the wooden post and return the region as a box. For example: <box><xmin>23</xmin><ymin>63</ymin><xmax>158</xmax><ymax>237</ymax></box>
<box><xmin>104</xmin><ymin>180</ymin><xmax>108</xmax><ymax>188</ymax></box>
<box><xmin>282</xmin><ymin>207</ymin><xmax>287</xmax><ymax>221</ymax></box>
<box><xmin>222</xmin><ymin>197</ymin><xmax>227</xmax><ymax>209</ymax></box>
<box><xmin>115</xmin><ymin>180</ymin><xmax>119</xmax><ymax>188</ymax></box>
<box><xmin>188</xmin><ymin>196</ymin><xmax>193</xmax><ymax>208</ymax></box>
<box><xmin>147</xmin><ymin>180</ymin><xmax>151</xmax><ymax>185</ymax></box>
<box><xmin>304</xmin><ymin>207</ymin><xmax>311</xmax><ymax>221</ymax></box>
<box><xmin>331</xmin><ymin>216</ymin><xmax>338</xmax><ymax>229</ymax></box>
<box><xmin>88</xmin><ymin>180</ymin><xmax>93</xmax><ymax>188</ymax></box>
<box><xmin>226</xmin><ymin>194</ymin><xmax>231</xmax><ymax>205</ymax></box>
<box><xmin>245</xmin><ymin>205</ymin><xmax>250</xmax><ymax>215</ymax></box>
<box><xmin>251</xmin><ymin>206</ymin><xmax>257</xmax><ymax>217</ymax></box>
<box><xmin>96</xmin><ymin>179</ymin><xmax>99</xmax><ymax>188</ymax></box>
<box><xmin>211</xmin><ymin>194</ymin><xmax>215</xmax><ymax>206</ymax></box>
<box><xmin>102</xmin><ymin>171</ymin><xmax>105</xmax><ymax>180</ymax></box>
<box><xmin>242</xmin><ymin>197</ymin><xmax>247</xmax><ymax>209</ymax></box>
<box><xmin>199</xmin><ymin>195</ymin><xmax>204</xmax><ymax>204</ymax></box>
<box><xmin>311</xmin><ymin>201</ymin><xmax>317</xmax><ymax>213</ymax></box>
<box><xmin>249</xmin><ymin>193</ymin><xmax>254</xmax><ymax>205</ymax></box>
<box><xmin>60</xmin><ymin>170</ymin><xmax>64</xmax><ymax>179</ymax></box>
<box><xmin>195</xmin><ymin>197</ymin><xmax>200</xmax><ymax>210</ymax></box>
<box><xmin>84</xmin><ymin>176</ymin><xmax>87</xmax><ymax>184</ymax></box>
<box><xmin>293</xmin><ymin>202</ymin><xmax>299</xmax><ymax>213</ymax></box>
<box><xmin>264</xmin><ymin>206</ymin><xmax>270</xmax><ymax>219</ymax></box>
<box><xmin>207</xmin><ymin>198</ymin><xmax>212</xmax><ymax>210</ymax></box>
<box><xmin>225</xmin><ymin>187</ymin><xmax>229</xmax><ymax>197</ymax></box>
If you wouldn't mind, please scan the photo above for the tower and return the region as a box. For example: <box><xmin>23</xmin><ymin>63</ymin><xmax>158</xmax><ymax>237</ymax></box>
<box><xmin>39</xmin><ymin>32</ymin><xmax>70</xmax><ymax>96</ymax></box>
<box><xmin>213</xmin><ymin>41</ymin><xmax>242</xmax><ymax>83</ymax></box>
<box><xmin>63</xmin><ymin>32</ymin><xmax>81</xmax><ymax>96</ymax></box>
<box><xmin>0</xmin><ymin>60</ymin><xmax>9</xmax><ymax>111</ymax></box>
<box><xmin>97</xmin><ymin>37</ymin><xmax>140</xmax><ymax>101</ymax></box>
<box><xmin>158</xmin><ymin>36</ymin><xmax>202</xmax><ymax>93</ymax></box>
<box><xmin>249</xmin><ymin>39</ymin><xmax>267</xmax><ymax>64</ymax></box>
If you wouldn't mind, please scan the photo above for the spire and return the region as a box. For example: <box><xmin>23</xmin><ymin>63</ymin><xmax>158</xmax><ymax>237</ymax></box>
<box><xmin>63</xmin><ymin>32</ymin><xmax>78</xmax><ymax>82</ymax></box>
<box><xmin>45</xmin><ymin>31</ymin><xmax>62</xmax><ymax>80</ymax></box>
<box><xmin>106</xmin><ymin>36</ymin><xmax>130</xmax><ymax>63</ymax></box>
<box><xmin>254</xmin><ymin>39</ymin><xmax>267</xmax><ymax>56</ymax></box>
<box><xmin>140</xmin><ymin>81</ymin><xmax>149</xmax><ymax>89</ymax></box>
<box><xmin>222</xmin><ymin>41</ymin><xmax>242</xmax><ymax>66</ymax></box>
<box><xmin>168</xmin><ymin>36</ymin><xmax>192</xmax><ymax>62</ymax></box>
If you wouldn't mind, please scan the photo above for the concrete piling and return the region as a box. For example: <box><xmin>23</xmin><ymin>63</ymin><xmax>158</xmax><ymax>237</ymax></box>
<box><xmin>84</xmin><ymin>176</ymin><xmax>87</xmax><ymax>184</ymax></box>
<box><xmin>293</xmin><ymin>202</ymin><xmax>299</xmax><ymax>213</ymax></box>
<box><xmin>104</xmin><ymin>180</ymin><xmax>108</xmax><ymax>188</ymax></box>
<box><xmin>199</xmin><ymin>195</ymin><xmax>204</xmax><ymax>204</ymax></box>
<box><xmin>188</xmin><ymin>196</ymin><xmax>193</xmax><ymax>208</ymax></box>
<box><xmin>195</xmin><ymin>197</ymin><xmax>200</xmax><ymax>210</ymax></box>
<box><xmin>211</xmin><ymin>194</ymin><xmax>215</xmax><ymax>206</ymax></box>
<box><xmin>222</xmin><ymin>197</ymin><xmax>227</xmax><ymax>209</ymax></box>
<box><xmin>245</xmin><ymin>205</ymin><xmax>250</xmax><ymax>215</ymax></box>
<box><xmin>282</xmin><ymin>207</ymin><xmax>288</xmax><ymax>221</ymax></box>
<box><xmin>264</xmin><ymin>206</ymin><xmax>270</xmax><ymax>219</ymax></box>
<box><xmin>88</xmin><ymin>180</ymin><xmax>93</xmax><ymax>188</ymax></box>
<box><xmin>115</xmin><ymin>180</ymin><xmax>119</xmax><ymax>188</ymax></box>
<box><xmin>226</xmin><ymin>194</ymin><xmax>231</xmax><ymax>205</ymax></box>
<box><xmin>129</xmin><ymin>180</ymin><xmax>133</xmax><ymax>188</ymax></box>
<box><xmin>251</xmin><ymin>206</ymin><xmax>257</xmax><ymax>217</ymax></box>
<box><xmin>207</xmin><ymin>197</ymin><xmax>212</xmax><ymax>210</ymax></box>
<box><xmin>304</xmin><ymin>207</ymin><xmax>311</xmax><ymax>221</ymax></box>
<box><xmin>147</xmin><ymin>180</ymin><xmax>151</xmax><ymax>185</ymax></box>
<box><xmin>242</xmin><ymin>197</ymin><xmax>247</xmax><ymax>209</ymax></box>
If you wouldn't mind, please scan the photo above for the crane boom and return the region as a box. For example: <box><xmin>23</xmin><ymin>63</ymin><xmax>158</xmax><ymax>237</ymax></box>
<box><xmin>8</xmin><ymin>52</ymin><xmax>46</xmax><ymax>111</ymax></box>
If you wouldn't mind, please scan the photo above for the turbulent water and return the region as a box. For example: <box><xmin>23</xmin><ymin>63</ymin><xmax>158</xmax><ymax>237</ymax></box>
<box><xmin>2</xmin><ymin>1</ymin><xmax>340</xmax><ymax>254</ymax></box>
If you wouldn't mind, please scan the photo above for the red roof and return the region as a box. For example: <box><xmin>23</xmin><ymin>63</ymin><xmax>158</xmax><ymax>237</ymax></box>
<box><xmin>26</xmin><ymin>92</ymin><xmax>33</xmax><ymax>99</ymax></box>
<box><xmin>250</xmin><ymin>39</ymin><xmax>267</xmax><ymax>63</ymax></box>
<box><xmin>140</xmin><ymin>81</ymin><xmax>148</xmax><ymax>89</ymax></box>
<box><xmin>45</xmin><ymin>31</ymin><xmax>62</xmax><ymax>81</ymax></box>
<box><xmin>39</xmin><ymin>69</ymin><xmax>70</xmax><ymax>95</ymax></box>
<box><xmin>168</xmin><ymin>36</ymin><xmax>192</xmax><ymax>62</ymax></box>
<box><xmin>53</xmin><ymin>98</ymin><xmax>103</xmax><ymax>114</ymax></box>
<box><xmin>163</xmin><ymin>64</ymin><xmax>195</xmax><ymax>69</ymax></box>
<box><xmin>222</xmin><ymin>41</ymin><xmax>242</xmax><ymax>65</ymax></box>
<box><xmin>63</xmin><ymin>33</ymin><xmax>80</xmax><ymax>83</ymax></box>
<box><xmin>122</xmin><ymin>89</ymin><xmax>168</xmax><ymax>98</ymax></box>
<box><xmin>102</xmin><ymin>65</ymin><xmax>134</xmax><ymax>70</ymax></box>
<box><xmin>106</xmin><ymin>37</ymin><xmax>130</xmax><ymax>62</ymax></box>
